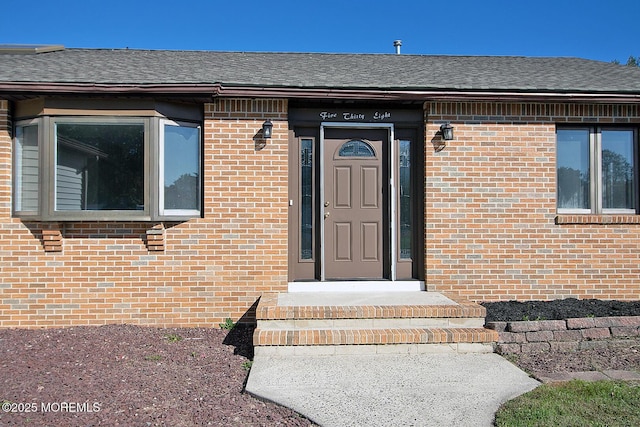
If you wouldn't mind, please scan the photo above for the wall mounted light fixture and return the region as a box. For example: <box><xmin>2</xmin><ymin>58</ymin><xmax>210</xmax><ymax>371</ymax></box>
<box><xmin>262</xmin><ymin>119</ymin><xmax>273</xmax><ymax>139</ymax></box>
<box><xmin>440</xmin><ymin>123</ymin><xmax>454</xmax><ymax>141</ymax></box>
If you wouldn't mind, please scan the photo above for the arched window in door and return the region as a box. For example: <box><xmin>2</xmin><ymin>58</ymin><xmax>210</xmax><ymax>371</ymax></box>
<box><xmin>337</xmin><ymin>139</ymin><xmax>376</xmax><ymax>157</ymax></box>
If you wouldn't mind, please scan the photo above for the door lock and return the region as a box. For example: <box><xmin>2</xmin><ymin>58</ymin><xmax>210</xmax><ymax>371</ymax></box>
<box><xmin>324</xmin><ymin>201</ymin><xmax>330</xmax><ymax>207</ymax></box>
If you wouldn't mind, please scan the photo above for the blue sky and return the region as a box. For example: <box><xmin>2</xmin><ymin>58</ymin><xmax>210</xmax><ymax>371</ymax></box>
<box><xmin>2</xmin><ymin>0</ymin><xmax>638</xmax><ymax>63</ymax></box>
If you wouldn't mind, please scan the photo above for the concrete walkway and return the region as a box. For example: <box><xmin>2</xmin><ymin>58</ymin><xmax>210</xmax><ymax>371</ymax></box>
<box><xmin>246</xmin><ymin>352</ymin><xmax>539</xmax><ymax>427</ymax></box>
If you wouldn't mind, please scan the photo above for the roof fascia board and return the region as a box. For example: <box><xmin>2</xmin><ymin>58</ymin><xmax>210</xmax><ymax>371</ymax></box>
<box><xmin>1</xmin><ymin>82</ymin><xmax>639</xmax><ymax>104</ymax></box>
<box><xmin>217</xmin><ymin>86</ymin><xmax>640</xmax><ymax>103</ymax></box>
<box><xmin>0</xmin><ymin>82</ymin><xmax>221</xmax><ymax>94</ymax></box>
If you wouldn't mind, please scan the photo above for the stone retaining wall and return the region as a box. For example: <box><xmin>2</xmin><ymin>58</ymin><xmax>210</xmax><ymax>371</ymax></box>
<box><xmin>486</xmin><ymin>316</ymin><xmax>640</xmax><ymax>354</ymax></box>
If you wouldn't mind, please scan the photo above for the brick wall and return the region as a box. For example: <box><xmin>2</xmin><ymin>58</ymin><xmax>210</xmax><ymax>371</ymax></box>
<box><xmin>0</xmin><ymin>100</ymin><xmax>10</xmax><ymax>214</ymax></box>
<box><xmin>0</xmin><ymin>98</ymin><xmax>289</xmax><ymax>328</ymax></box>
<box><xmin>425</xmin><ymin>101</ymin><xmax>640</xmax><ymax>301</ymax></box>
<box><xmin>3</xmin><ymin>96</ymin><xmax>640</xmax><ymax>329</ymax></box>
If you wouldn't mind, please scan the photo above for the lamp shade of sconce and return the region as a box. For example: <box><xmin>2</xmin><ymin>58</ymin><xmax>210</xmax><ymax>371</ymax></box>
<box><xmin>440</xmin><ymin>123</ymin><xmax>454</xmax><ymax>141</ymax></box>
<box><xmin>262</xmin><ymin>119</ymin><xmax>273</xmax><ymax>139</ymax></box>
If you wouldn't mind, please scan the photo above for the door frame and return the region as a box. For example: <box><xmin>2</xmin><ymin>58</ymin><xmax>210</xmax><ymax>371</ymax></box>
<box><xmin>319</xmin><ymin>122</ymin><xmax>397</xmax><ymax>281</ymax></box>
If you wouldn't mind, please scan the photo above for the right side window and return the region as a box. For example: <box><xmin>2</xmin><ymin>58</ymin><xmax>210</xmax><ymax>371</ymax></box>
<box><xmin>160</xmin><ymin>120</ymin><xmax>201</xmax><ymax>217</ymax></box>
<box><xmin>557</xmin><ymin>127</ymin><xmax>637</xmax><ymax>214</ymax></box>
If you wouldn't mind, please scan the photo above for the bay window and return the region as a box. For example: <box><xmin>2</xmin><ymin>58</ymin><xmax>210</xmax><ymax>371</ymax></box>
<box><xmin>557</xmin><ymin>127</ymin><xmax>637</xmax><ymax>214</ymax></box>
<box><xmin>14</xmin><ymin>114</ymin><xmax>201</xmax><ymax>221</ymax></box>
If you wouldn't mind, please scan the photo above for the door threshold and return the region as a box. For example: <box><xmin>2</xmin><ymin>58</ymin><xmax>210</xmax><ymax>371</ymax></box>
<box><xmin>288</xmin><ymin>281</ymin><xmax>425</xmax><ymax>292</ymax></box>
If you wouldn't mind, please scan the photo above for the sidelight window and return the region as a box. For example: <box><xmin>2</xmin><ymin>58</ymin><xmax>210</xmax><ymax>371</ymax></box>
<box><xmin>399</xmin><ymin>139</ymin><xmax>412</xmax><ymax>259</ymax></box>
<box><xmin>300</xmin><ymin>138</ymin><xmax>314</xmax><ymax>260</ymax></box>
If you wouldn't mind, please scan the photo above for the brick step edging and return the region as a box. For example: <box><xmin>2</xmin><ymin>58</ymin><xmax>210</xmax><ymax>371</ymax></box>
<box><xmin>254</xmin><ymin>327</ymin><xmax>498</xmax><ymax>346</ymax></box>
<box><xmin>487</xmin><ymin>315</ymin><xmax>640</xmax><ymax>354</ymax></box>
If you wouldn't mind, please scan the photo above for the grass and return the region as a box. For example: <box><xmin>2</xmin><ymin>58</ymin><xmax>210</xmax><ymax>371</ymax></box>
<box><xmin>164</xmin><ymin>333</ymin><xmax>183</xmax><ymax>343</ymax></box>
<box><xmin>219</xmin><ymin>318</ymin><xmax>236</xmax><ymax>330</ymax></box>
<box><xmin>144</xmin><ymin>354</ymin><xmax>162</xmax><ymax>361</ymax></box>
<box><xmin>521</xmin><ymin>315</ymin><xmax>545</xmax><ymax>321</ymax></box>
<box><xmin>495</xmin><ymin>380</ymin><xmax>640</xmax><ymax>427</ymax></box>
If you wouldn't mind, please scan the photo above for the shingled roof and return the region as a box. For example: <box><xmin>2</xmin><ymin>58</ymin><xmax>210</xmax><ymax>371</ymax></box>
<box><xmin>1</xmin><ymin>48</ymin><xmax>639</xmax><ymax>100</ymax></box>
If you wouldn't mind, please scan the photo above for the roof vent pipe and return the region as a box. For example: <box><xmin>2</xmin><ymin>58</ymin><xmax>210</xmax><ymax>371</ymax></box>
<box><xmin>393</xmin><ymin>40</ymin><xmax>402</xmax><ymax>54</ymax></box>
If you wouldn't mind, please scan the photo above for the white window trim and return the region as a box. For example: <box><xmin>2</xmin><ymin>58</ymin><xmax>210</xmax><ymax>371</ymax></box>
<box><xmin>158</xmin><ymin>119</ymin><xmax>202</xmax><ymax>218</ymax></box>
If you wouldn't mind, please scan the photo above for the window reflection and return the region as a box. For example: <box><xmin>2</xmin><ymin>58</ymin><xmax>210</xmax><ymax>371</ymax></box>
<box><xmin>164</xmin><ymin>124</ymin><xmax>200</xmax><ymax>211</ymax></box>
<box><xmin>602</xmin><ymin>130</ymin><xmax>634</xmax><ymax>210</ymax></box>
<box><xmin>56</xmin><ymin>123</ymin><xmax>144</xmax><ymax>211</ymax></box>
<box><xmin>15</xmin><ymin>124</ymin><xmax>39</xmax><ymax>212</ymax></box>
<box><xmin>557</xmin><ymin>129</ymin><xmax>590</xmax><ymax>210</ymax></box>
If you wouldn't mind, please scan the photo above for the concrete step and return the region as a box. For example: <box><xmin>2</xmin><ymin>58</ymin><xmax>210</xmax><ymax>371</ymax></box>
<box><xmin>253</xmin><ymin>292</ymin><xmax>498</xmax><ymax>355</ymax></box>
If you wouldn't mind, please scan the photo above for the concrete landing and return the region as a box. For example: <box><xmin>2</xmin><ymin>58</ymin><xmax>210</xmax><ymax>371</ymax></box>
<box><xmin>277</xmin><ymin>291</ymin><xmax>458</xmax><ymax>306</ymax></box>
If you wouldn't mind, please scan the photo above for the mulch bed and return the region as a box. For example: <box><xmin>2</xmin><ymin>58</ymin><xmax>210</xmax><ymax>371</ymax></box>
<box><xmin>483</xmin><ymin>299</ymin><xmax>640</xmax><ymax>376</ymax></box>
<box><xmin>482</xmin><ymin>298</ymin><xmax>640</xmax><ymax>322</ymax></box>
<box><xmin>2</xmin><ymin>299</ymin><xmax>640</xmax><ymax>426</ymax></box>
<box><xmin>0</xmin><ymin>324</ymin><xmax>314</xmax><ymax>427</ymax></box>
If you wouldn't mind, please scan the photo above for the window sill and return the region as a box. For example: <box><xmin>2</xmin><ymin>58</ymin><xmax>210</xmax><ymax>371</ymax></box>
<box><xmin>555</xmin><ymin>214</ymin><xmax>640</xmax><ymax>225</ymax></box>
<box><xmin>14</xmin><ymin>214</ymin><xmax>200</xmax><ymax>222</ymax></box>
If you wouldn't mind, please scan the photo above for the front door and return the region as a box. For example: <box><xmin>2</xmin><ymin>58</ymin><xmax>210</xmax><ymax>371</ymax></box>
<box><xmin>323</xmin><ymin>129</ymin><xmax>386</xmax><ymax>279</ymax></box>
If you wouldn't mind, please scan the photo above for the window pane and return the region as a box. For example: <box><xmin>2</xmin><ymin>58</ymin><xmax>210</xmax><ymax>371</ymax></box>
<box><xmin>164</xmin><ymin>124</ymin><xmax>200</xmax><ymax>211</ymax></box>
<box><xmin>602</xmin><ymin>130</ymin><xmax>635</xmax><ymax>210</ymax></box>
<box><xmin>557</xmin><ymin>129</ymin><xmax>590</xmax><ymax>210</ymax></box>
<box><xmin>338</xmin><ymin>140</ymin><xmax>375</xmax><ymax>157</ymax></box>
<box><xmin>300</xmin><ymin>139</ymin><xmax>313</xmax><ymax>260</ymax></box>
<box><xmin>399</xmin><ymin>140</ymin><xmax>411</xmax><ymax>259</ymax></box>
<box><xmin>55</xmin><ymin>123</ymin><xmax>144</xmax><ymax>211</ymax></box>
<box><xmin>14</xmin><ymin>124</ymin><xmax>39</xmax><ymax>212</ymax></box>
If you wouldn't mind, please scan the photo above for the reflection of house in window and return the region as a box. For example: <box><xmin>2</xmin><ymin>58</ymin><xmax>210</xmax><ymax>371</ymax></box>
<box><xmin>56</xmin><ymin>122</ymin><xmax>145</xmax><ymax>212</ymax></box>
<box><xmin>15</xmin><ymin>125</ymin><xmax>39</xmax><ymax>212</ymax></box>
<box><xmin>56</xmin><ymin>135</ymin><xmax>109</xmax><ymax>211</ymax></box>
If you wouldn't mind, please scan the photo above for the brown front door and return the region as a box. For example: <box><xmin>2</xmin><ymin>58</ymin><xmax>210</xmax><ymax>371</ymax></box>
<box><xmin>323</xmin><ymin>129</ymin><xmax>386</xmax><ymax>279</ymax></box>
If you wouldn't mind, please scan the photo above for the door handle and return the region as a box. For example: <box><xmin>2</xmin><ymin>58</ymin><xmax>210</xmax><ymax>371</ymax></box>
<box><xmin>324</xmin><ymin>212</ymin><xmax>330</xmax><ymax>219</ymax></box>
